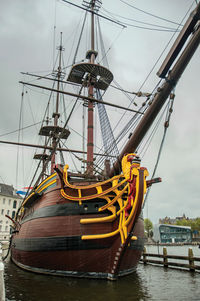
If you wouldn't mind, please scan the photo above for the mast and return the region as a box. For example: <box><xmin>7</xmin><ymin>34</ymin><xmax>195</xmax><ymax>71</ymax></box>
<box><xmin>109</xmin><ymin>2</ymin><xmax>200</xmax><ymax>177</ymax></box>
<box><xmin>51</xmin><ymin>32</ymin><xmax>64</xmax><ymax>173</ymax></box>
<box><xmin>86</xmin><ymin>0</ymin><xmax>95</xmax><ymax>176</ymax></box>
<box><xmin>66</xmin><ymin>0</ymin><xmax>114</xmax><ymax>177</ymax></box>
<box><xmin>34</xmin><ymin>32</ymin><xmax>70</xmax><ymax>179</ymax></box>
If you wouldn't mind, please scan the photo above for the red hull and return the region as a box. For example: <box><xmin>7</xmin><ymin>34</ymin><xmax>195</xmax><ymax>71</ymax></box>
<box><xmin>11</xmin><ymin>161</ymin><xmax>146</xmax><ymax>279</ymax></box>
<box><xmin>11</xmin><ymin>217</ymin><xmax>144</xmax><ymax>279</ymax></box>
<box><xmin>11</xmin><ymin>192</ymin><xmax>144</xmax><ymax>279</ymax></box>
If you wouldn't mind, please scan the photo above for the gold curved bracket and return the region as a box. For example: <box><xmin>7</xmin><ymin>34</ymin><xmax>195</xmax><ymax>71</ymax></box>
<box><xmin>60</xmin><ymin>154</ymin><xmax>149</xmax><ymax>245</ymax></box>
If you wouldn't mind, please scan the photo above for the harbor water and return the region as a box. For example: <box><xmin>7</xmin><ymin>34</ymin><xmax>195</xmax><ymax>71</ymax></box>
<box><xmin>3</xmin><ymin>245</ymin><xmax>200</xmax><ymax>301</ymax></box>
<box><xmin>145</xmin><ymin>244</ymin><xmax>200</xmax><ymax>257</ymax></box>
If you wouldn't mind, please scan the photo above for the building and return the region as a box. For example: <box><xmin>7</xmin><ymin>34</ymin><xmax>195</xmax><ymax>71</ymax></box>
<box><xmin>159</xmin><ymin>214</ymin><xmax>196</xmax><ymax>225</ymax></box>
<box><xmin>0</xmin><ymin>183</ymin><xmax>22</xmax><ymax>241</ymax></box>
<box><xmin>153</xmin><ymin>224</ymin><xmax>192</xmax><ymax>243</ymax></box>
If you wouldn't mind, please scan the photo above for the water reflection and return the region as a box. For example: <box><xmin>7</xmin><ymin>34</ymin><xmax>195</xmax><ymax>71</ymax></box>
<box><xmin>5</xmin><ymin>246</ymin><xmax>200</xmax><ymax>301</ymax></box>
<box><xmin>4</xmin><ymin>259</ymin><xmax>149</xmax><ymax>301</ymax></box>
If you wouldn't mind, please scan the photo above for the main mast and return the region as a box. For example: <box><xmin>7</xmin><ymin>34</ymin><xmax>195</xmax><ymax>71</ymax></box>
<box><xmin>86</xmin><ymin>0</ymin><xmax>95</xmax><ymax>176</ymax></box>
<box><xmin>66</xmin><ymin>0</ymin><xmax>113</xmax><ymax>178</ymax></box>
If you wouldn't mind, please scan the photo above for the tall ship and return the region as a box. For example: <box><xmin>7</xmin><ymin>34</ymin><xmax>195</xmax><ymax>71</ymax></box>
<box><xmin>3</xmin><ymin>1</ymin><xmax>200</xmax><ymax>279</ymax></box>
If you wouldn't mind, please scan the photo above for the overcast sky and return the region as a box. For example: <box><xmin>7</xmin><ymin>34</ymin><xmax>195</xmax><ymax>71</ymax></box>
<box><xmin>0</xmin><ymin>0</ymin><xmax>200</xmax><ymax>223</ymax></box>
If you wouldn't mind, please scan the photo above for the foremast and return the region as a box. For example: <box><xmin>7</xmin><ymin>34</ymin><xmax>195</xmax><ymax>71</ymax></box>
<box><xmin>51</xmin><ymin>32</ymin><xmax>64</xmax><ymax>174</ymax></box>
<box><xmin>34</xmin><ymin>33</ymin><xmax>70</xmax><ymax>179</ymax></box>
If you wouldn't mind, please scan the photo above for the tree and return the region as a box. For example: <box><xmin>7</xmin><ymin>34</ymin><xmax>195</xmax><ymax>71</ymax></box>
<box><xmin>176</xmin><ymin>218</ymin><xmax>200</xmax><ymax>233</ymax></box>
<box><xmin>144</xmin><ymin>218</ymin><xmax>153</xmax><ymax>237</ymax></box>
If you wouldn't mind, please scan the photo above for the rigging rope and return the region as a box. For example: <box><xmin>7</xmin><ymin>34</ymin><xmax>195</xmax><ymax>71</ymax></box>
<box><xmin>119</xmin><ymin>0</ymin><xmax>185</xmax><ymax>26</ymax></box>
<box><xmin>62</xmin><ymin>0</ymin><xmax>125</xmax><ymax>28</ymax></box>
<box><xmin>138</xmin><ymin>102</ymin><xmax>169</xmax><ymax>159</ymax></box>
<box><xmin>96</xmin><ymin>89</ymin><xmax>119</xmax><ymax>164</ymax></box>
<box><xmin>66</xmin><ymin>13</ymin><xmax>85</xmax><ymax>66</ymax></box>
<box><xmin>20</xmin><ymin>46</ymin><xmax>70</xmax><ymax>192</ymax></box>
<box><xmin>24</xmin><ymin>136</ymin><xmax>52</xmax><ymax>198</ymax></box>
<box><xmin>18</xmin><ymin>2</ymin><xmax>193</xmax><ymax>184</ymax></box>
<box><xmin>143</xmin><ymin>92</ymin><xmax>175</xmax><ymax>208</ymax></box>
<box><xmin>112</xmin><ymin>82</ymin><xmax>160</xmax><ymax>149</ymax></box>
<box><xmin>0</xmin><ymin>121</ymin><xmax>43</xmax><ymax>138</ymax></box>
<box><xmin>101</xmin><ymin>6</ymin><xmax>181</xmax><ymax>31</ymax></box>
<box><xmin>109</xmin><ymin>82</ymin><xmax>151</xmax><ymax>98</ymax></box>
<box><xmin>73</xmin><ymin>10</ymin><xmax>88</xmax><ymax>64</ymax></box>
<box><xmin>52</xmin><ymin>0</ymin><xmax>58</xmax><ymax>69</ymax></box>
<box><xmin>109</xmin><ymin>0</ymin><xmax>194</xmax><ymax>140</ymax></box>
<box><xmin>97</xmin><ymin>17</ymin><xmax>125</xmax><ymax>65</ymax></box>
<box><xmin>16</xmin><ymin>88</ymin><xmax>24</xmax><ymax>189</ymax></box>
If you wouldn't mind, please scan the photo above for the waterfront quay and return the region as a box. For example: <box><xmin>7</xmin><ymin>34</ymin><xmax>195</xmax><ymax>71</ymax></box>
<box><xmin>1</xmin><ymin>244</ymin><xmax>200</xmax><ymax>301</ymax></box>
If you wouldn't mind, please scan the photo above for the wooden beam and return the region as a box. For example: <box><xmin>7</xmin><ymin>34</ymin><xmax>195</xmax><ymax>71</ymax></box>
<box><xmin>19</xmin><ymin>81</ymin><xmax>143</xmax><ymax>115</ymax></box>
<box><xmin>0</xmin><ymin>140</ymin><xmax>115</xmax><ymax>158</ymax></box>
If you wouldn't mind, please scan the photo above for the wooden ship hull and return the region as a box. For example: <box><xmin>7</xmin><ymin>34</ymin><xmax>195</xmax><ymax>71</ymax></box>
<box><xmin>11</xmin><ymin>156</ymin><xmax>148</xmax><ymax>280</ymax></box>
<box><xmin>8</xmin><ymin>0</ymin><xmax>200</xmax><ymax>281</ymax></box>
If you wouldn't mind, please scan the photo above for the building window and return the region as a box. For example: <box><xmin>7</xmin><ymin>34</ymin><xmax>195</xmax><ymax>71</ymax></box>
<box><xmin>1</xmin><ymin>209</ymin><xmax>4</xmax><ymax>215</ymax></box>
<box><xmin>13</xmin><ymin>200</ymin><xmax>17</xmax><ymax>209</ymax></box>
<box><xmin>7</xmin><ymin>210</ymin><xmax>10</xmax><ymax>215</ymax></box>
<box><xmin>12</xmin><ymin>211</ymin><xmax>15</xmax><ymax>219</ymax></box>
<box><xmin>0</xmin><ymin>225</ymin><xmax>2</xmax><ymax>231</ymax></box>
<box><xmin>9</xmin><ymin>199</ymin><xmax>11</xmax><ymax>205</ymax></box>
<box><xmin>3</xmin><ymin>198</ymin><xmax>6</xmax><ymax>205</ymax></box>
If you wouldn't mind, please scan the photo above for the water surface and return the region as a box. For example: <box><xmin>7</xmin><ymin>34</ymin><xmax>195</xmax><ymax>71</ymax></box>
<box><xmin>4</xmin><ymin>246</ymin><xmax>200</xmax><ymax>301</ymax></box>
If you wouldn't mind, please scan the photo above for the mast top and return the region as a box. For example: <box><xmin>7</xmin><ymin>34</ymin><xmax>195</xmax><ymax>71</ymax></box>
<box><xmin>82</xmin><ymin>0</ymin><xmax>102</xmax><ymax>12</ymax></box>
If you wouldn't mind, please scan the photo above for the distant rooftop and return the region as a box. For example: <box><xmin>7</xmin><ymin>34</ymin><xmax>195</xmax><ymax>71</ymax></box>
<box><xmin>0</xmin><ymin>183</ymin><xmax>22</xmax><ymax>199</ymax></box>
<box><xmin>158</xmin><ymin>213</ymin><xmax>197</xmax><ymax>224</ymax></box>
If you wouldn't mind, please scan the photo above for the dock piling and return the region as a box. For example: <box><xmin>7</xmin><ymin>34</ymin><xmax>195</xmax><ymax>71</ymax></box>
<box><xmin>163</xmin><ymin>247</ymin><xmax>168</xmax><ymax>267</ymax></box>
<box><xmin>140</xmin><ymin>246</ymin><xmax>200</xmax><ymax>272</ymax></box>
<box><xmin>143</xmin><ymin>246</ymin><xmax>147</xmax><ymax>264</ymax></box>
<box><xmin>188</xmin><ymin>248</ymin><xmax>195</xmax><ymax>272</ymax></box>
